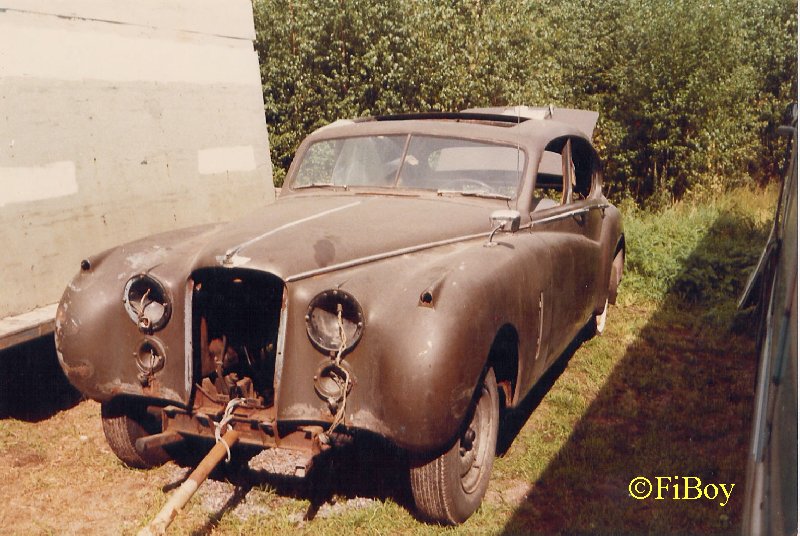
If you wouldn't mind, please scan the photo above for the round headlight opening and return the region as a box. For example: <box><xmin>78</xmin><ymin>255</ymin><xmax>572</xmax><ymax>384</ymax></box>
<box><xmin>305</xmin><ymin>289</ymin><xmax>364</xmax><ymax>355</ymax></box>
<box><xmin>123</xmin><ymin>274</ymin><xmax>172</xmax><ymax>332</ymax></box>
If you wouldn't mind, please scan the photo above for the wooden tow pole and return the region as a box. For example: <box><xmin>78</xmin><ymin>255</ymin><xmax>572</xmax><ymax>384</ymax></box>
<box><xmin>138</xmin><ymin>430</ymin><xmax>241</xmax><ymax>536</ymax></box>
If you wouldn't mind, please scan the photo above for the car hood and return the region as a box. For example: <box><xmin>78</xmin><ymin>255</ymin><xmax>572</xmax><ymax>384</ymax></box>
<box><xmin>189</xmin><ymin>194</ymin><xmax>499</xmax><ymax>280</ymax></box>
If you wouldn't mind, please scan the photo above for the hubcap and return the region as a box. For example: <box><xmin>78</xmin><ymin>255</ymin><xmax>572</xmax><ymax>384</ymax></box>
<box><xmin>459</xmin><ymin>384</ymin><xmax>490</xmax><ymax>493</ymax></box>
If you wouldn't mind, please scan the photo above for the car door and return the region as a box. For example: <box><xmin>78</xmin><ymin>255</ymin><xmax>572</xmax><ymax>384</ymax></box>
<box><xmin>565</xmin><ymin>138</ymin><xmax>605</xmax><ymax>331</ymax></box>
<box><xmin>529</xmin><ymin>137</ymin><xmax>603</xmax><ymax>362</ymax></box>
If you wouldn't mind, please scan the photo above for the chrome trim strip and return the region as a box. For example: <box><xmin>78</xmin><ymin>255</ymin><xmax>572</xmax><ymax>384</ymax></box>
<box><xmin>535</xmin><ymin>291</ymin><xmax>544</xmax><ymax>360</ymax></box>
<box><xmin>286</xmin><ymin>230</ymin><xmax>494</xmax><ymax>282</ymax></box>
<box><xmin>285</xmin><ymin>202</ymin><xmax>610</xmax><ymax>281</ymax></box>
<box><xmin>531</xmin><ymin>203</ymin><xmax>608</xmax><ymax>225</ymax></box>
<box><xmin>284</xmin><ymin>201</ymin><xmax>602</xmax><ymax>282</ymax></box>
<box><xmin>184</xmin><ymin>279</ymin><xmax>193</xmax><ymax>401</ymax></box>
<box><xmin>222</xmin><ymin>200</ymin><xmax>363</xmax><ymax>264</ymax></box>
<box><xmin>273</xmin><ymin>287</ymin><xmax>289</xmax><ymax>401</ymax></box>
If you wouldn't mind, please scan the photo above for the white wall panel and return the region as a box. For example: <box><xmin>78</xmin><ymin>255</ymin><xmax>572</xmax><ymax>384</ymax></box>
<box><xmin>0</xmin><ymin>1</ymin><xmax>274</xmax><ymax>322</ymax></box>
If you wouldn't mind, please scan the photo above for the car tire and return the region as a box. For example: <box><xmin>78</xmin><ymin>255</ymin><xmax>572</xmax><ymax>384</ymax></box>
<box><xmin>409</xmin><ymin>368</ymin><xmax>499</xmax><ymax>524</ymax></box>
<box><xmin>595</xmin><ymin>248</ymin><xmax>623</xmax><ymax>336</ymax></box>
<box><xmin>101</xmin><ymin>400</ymin><xmax>170</xmax><ymax>469</ymax></box>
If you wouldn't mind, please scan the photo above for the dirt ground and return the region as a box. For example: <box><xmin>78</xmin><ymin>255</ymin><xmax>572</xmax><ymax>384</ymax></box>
<box><xmin>1</xmin><ymin>399</ymin><xmax>157</xmax><ymax>534</ymax></box>
<box><xmin>0</xmin><ymin>395</ymin><xmax>410</xmax><ymax>535</ymax></box>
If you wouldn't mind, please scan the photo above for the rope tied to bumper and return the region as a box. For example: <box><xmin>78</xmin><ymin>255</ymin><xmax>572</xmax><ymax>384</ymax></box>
<box><xmin>214</xmin><ymin>397</ymin><xmax>246</xmax><ymax>462</ymax></box>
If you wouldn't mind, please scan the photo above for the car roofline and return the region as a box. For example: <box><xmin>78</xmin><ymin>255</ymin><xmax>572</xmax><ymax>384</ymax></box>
<box><xmin>357</xmin><ymin>111</ymin><xmax>531</xmax><ymax>126</ymax></box>
<box><xmin>352</xmin><ymin>107</ymin><xmax>599</xmax><ymax>138</ymax></box>
<box><xmin>463</xmin><ymin>106</ymin><xmax>599</xmax><ymax>138</ymax></box>
<box><xmin>307</xmin><ymin>115</ymin><xmax>590</xmax><ymax>146</ymax></box>
<box><xmin>311</xmin><ymin>108</ymin><xmax>597</xmax><ymax>144</ymax></box>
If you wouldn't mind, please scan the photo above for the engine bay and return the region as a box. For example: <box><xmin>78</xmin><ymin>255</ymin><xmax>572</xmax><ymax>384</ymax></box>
<box><xmin>191</xmin><ymin>268</ymin><xmax>284</xmax><ymax>408</ymax></box>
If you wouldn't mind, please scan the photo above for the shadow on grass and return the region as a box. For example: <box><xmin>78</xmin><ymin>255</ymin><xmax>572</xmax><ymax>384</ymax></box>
<box><xmin>0</xmin><ymin>335</ymin><xmax>80</xmax><ymax>421</ymax></box>
<box><xmin>498</xmin><ymin>327</ymin><xmax>592</xmax><ymax>458</ymax></box>
<box><xmin>499</xmin><ymin>211</ymin><xmax>764</xmax><ymax>534</ymax></box>
<box><xmin>189</xmin><ymin>482</ymin><xmax>254</xmax><ymax>536</ymax></box>
<box><xmin>163</xmin><ymin>433</ymin><xmax>414</xmax><ymax>532</ymax></box>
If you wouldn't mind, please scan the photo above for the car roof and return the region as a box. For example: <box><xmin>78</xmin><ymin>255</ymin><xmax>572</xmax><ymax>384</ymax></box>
<box><xmin>306</xmin><ymin>106</ymin><xmax>598</xmax><ymax>152</ymax></box>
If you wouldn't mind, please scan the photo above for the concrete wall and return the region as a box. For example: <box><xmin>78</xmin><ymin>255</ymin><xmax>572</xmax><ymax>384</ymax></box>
<box><xmin>0</xmin><ymin>0</ymin><xmax>275</xmax><ymax>321</ymax></box>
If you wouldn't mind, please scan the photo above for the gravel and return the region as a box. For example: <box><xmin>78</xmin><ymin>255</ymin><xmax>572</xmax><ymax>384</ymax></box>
<box><xmin>163</xmin><ymin>448</ymin><xmax>380</xmax><ymax>523</ymax></box>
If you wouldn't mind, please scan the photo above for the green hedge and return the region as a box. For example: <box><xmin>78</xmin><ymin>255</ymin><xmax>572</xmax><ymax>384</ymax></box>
<box><xmin>254</xmin><ymin>0</ymin><xmax>796</xmax><ymax>206</ymax></box>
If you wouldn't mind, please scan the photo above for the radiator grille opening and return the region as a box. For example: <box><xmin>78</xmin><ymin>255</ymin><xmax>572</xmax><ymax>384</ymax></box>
<box><xmin>191</xmin><ymin>268</ymin><xmax>284</xmax><ymax>407</ymax></box>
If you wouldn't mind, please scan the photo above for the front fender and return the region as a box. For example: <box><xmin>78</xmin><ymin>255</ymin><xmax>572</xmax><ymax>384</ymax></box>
<box><xmin>55</xmin><ymin>265</ymin><xmax>191</xmax><ymax>404</ymax></box>
<box><xmin>277</xmin><ymin>233</ymin><xmax>545</xmax><ymax>452</ymax></box>
<box><xmin>54</xmin><ymin>224</ymin><xmax>221</xmax><ymax>405</ymax></box>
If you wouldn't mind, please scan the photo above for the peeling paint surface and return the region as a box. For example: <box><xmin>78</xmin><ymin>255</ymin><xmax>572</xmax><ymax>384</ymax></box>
<box><xmin>198</xmin><ymin>145</ymin><xmax>256</xmax><ymax>174</ymax></box>
<box><xmin>0</xmin><ymin>161</ymin><xmax>78</xmax><ymax>207</ymax></box>
<box><xmin>125</xmin><ymin>247</ymin><xmax>169</xmax><ymax>270</ymax></box>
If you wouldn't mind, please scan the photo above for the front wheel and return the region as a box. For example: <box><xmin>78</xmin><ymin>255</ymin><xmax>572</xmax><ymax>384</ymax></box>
<box><xmin>101</xmin><ymin>399</ymin><xmax>170</xmax><ymax>469</ymax></box>
<box><xmin>409</xmin><ymin>368</ymin><xmax>499</xmax><ymax>524</ymax></box>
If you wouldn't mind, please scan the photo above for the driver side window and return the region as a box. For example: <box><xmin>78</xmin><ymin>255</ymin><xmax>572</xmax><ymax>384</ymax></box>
<box><xmin>532</xmin><ymin>145</ymin><xmax>569</xmax><ymax>211</ymax></box>
<box><xmin>532</xmin><ymin>137</ymin><xmax>594</xmax><ymax>210</ymax></box>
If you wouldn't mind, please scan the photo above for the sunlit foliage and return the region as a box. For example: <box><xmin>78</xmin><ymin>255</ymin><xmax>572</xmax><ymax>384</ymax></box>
<box><xmin>254</xmin><ymin>0</ymin><xmax>796</xmax><ymax>207</ymax></box>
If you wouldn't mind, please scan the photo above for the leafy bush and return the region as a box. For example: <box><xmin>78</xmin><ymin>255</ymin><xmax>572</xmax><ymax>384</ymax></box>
<box><xmin>253</xmin><ymin>0</ymin><xmax>796</xmax><ymax>206</ymax></box>
<box><xmin>558</xmin><ymin>0</ymin><xmax>796</xmax><ymax>206</ymax></box>
<box><xmin>254</xmin><ymin>0</ymin><xmax>551</xmax><ymax>186</ymax></box>
<box><xmin>621</xmin><ymin>187</ymin><xmax>774</xmax><ymax>307</ymax></box>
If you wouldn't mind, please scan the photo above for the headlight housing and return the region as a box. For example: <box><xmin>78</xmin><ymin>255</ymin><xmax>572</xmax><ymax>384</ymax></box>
<box><xmin>305</xmin><ymin>289</ymin><xmax>364</xmax><ymax>355</ymax></box>
<box><xmin>123</xmin><ymin>274</ymin><xmax>171</xmax><ymax>332</ymax></box>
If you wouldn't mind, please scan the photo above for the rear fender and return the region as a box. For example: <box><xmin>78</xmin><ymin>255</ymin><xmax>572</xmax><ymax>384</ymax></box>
<box><xmin>594</xmin><ymin>205</ymin><xmax>624</xmax><ymax>312</ymax></box>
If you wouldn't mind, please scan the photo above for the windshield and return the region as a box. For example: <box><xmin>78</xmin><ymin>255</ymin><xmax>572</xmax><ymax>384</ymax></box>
<box><xmin>292</xmin><ymin>134</ymin><xmax>525</xmax><ymax>198</ymax></box>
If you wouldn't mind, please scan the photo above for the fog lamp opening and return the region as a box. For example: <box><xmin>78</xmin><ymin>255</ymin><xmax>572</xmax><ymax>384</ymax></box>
<box><xmin>135</xmin><ymin>338</ymin><xmax>166</xmax><ymax>385</ymax></box>
<box><xmin>314</xmin><ymin>361</ymin><xmax>352</xmax><ymax>408</ymax></box>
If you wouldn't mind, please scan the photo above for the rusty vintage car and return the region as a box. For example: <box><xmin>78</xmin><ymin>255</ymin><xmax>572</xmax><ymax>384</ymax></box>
<box><xmin>56</xmin><ymin>106</ymin><xmax>624</xmax><ymax>524</ymax></box>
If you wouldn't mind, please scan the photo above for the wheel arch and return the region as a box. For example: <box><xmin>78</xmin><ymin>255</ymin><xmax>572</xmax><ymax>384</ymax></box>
<box><xmin>486</xmin><ymin>323</ymin><xmax>520</xmax><ymax>409</ymax></box>
<box><xmin>609</xmin><ymin>234</ymin><xmax>625</xmax><ymax>304</ymax></box>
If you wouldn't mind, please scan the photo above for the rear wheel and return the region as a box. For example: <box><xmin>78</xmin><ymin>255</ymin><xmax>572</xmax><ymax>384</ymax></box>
<box><xmin>101</xmin><ymin>399</ymin><xmax>170</xmax><ymax>469</ymax></box>
<box><xmin>409</xmin><ymin>368</ymin><xmax>499</xmax><ymax>524</ymax></box>
<box><xmin>596</xmin><ymin>248</ymin><xmax>624</xmax><ymax>336</ymax></box>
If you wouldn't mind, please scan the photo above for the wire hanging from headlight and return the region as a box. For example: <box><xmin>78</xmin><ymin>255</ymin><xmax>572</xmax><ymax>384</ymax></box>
<box><xmin>319</xmin><ymin>304</ymin><xmax>352</xmax><ymax>444</ymax></box>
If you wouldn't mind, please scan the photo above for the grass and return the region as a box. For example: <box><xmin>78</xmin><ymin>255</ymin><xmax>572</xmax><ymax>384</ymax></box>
<box><xmin>0</xmin><ymin>186</ymin><xmax>777</xmax><ymax>534</ymax></box>
<box><xmin>621</xmin><ymin>186</ymin><xmax>776</xmax><ymax>307</ymax></box>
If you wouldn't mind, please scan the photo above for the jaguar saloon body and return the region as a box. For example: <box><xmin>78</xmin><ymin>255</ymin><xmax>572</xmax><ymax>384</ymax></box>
<box><xmin>56</xmin><ymin>106</ymin><xmax>624</xmax><ymax>524</ymax></box>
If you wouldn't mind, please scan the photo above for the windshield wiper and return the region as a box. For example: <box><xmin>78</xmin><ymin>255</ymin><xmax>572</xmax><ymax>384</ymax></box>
<box><xmin>294</xmin><ymin>182</ymin><xmax>344</xmax><ymax>190</ymax></box>
<box><xmin>436</xmin><ymin>189</ymin><xmax>512</xmax><ymax>200</ymax></box>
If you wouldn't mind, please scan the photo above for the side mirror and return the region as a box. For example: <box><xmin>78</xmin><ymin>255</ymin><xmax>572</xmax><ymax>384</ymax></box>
<box><xmin>486</xmin><ymin>209</ymin><xmax>521</xmax><ymax>246</ymax></box>
<box><xmin>490</xmin><ymin>209</ymin><xmax>521</xmax><ymax>232</ymax></box>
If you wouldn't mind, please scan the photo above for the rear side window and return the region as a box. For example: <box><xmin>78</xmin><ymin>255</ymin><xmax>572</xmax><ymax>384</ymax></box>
<box><xmin>533</xmin><ymin>137</ymin><xmax>597</xmax><ymax>205</ymax></box>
